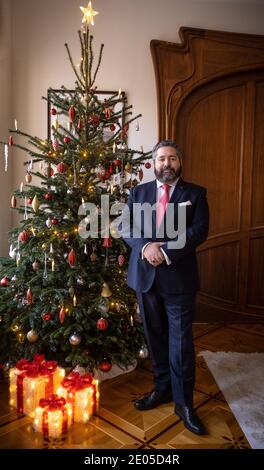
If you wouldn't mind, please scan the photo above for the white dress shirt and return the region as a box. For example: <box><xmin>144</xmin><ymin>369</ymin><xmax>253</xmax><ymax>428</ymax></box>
<box><xmin>142</xmin><ymin>178</ymin><xmax>179</xmax><ymax>265</ymax></box>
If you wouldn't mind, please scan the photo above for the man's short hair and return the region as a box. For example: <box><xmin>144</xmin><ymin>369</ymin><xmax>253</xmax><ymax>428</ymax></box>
<box><xmin>152</xmin><ymin>140</ymin><xmax>184</xmax><ymax>161</ymax></box>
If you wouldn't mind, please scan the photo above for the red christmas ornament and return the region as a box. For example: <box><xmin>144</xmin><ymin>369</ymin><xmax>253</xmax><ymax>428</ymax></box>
<box><xmin>145</xmin><ymin>162</ymin><xmax>151</xmax><ymax>169</ymax></box>
<box><xmin>108</xmin><ymin>165</ymin><xmax>113</xmax><ymax>175</ymax></box>
<box><xmin>51</xmin><ymin>218</ymin><xmax>58</xmax><ymax>225</ymax></box>
<box><xmin>44</xmin><ymin>192</ymin><xmax>53</xmax><ymax>201</ymax></box>
<box><xmin>63</xmin><ymin>136</ymin><xmax>71</xmax><ymax>144</ymax></box>
<box><xmin>113</xmin><ymin>159</ymin><xmax>121</xmax><ymax>167</ymax></box>
<box><xmin>50</xmin><ymin>107</ymin><xmax>57</xmax><ymax>115</ymax></box>
<box><xmin>103</xmin><ymin>170</ymin><xmax>110</xmax><ymax>180</ymax></box>
<box><xmin>118</xmin><ymin>255</ymin><xmax>125</xmax><ymax>266</ymax></box>
<box><xmin>8</xmin><ymin>136</ymin><xmax>13</xmax><ymax>146</ymax></box>
<box><xmin>26</xmin><ymin>288</ymin><xmax>33</xmax><ymax>305</ymax></box>
<box><xmin>0</xmin><ymin>276</ymin><xmax>9</xmax><ymax>287</ymax></box>
<box><xmin>103</xmin><ymin>237</ymin><xmax>112</xmax><ymax>248</ymax></box>
<box><xmin>44</xmin><ymin>166</ymin><xmax>54</xmax><ymax>177</ymax></box>
<box><xmin>43</xmin><ymin>313</ymin><xmax>51</xmax><ymax>321</ymax></box>
<box><xmin>89</xmin><ymin>114</ymin><xmax>100</xmax><ymax>126</ymax></box>
<box><xmin>68</xmin><ymin>105</ymin><xmax>76</xmax><ymax>122</ymax></box>
<box><xmin>104</xmin><ymin>108</ymin><xmax>111</xmax><ymax>119</ymax></box>
<box><xmin>59</xmin><ymin>307</ymin><xmax>65</xmax><ymax>324</ymax></box>
<box><xmin>96</xmin><ymin>318</ymin><xmax>109</xmax><ymax>331</ymax></box>
<box><xmin>68</xmin><ymin>249</ymin><xmax>76</xmax><ymax>267</ymax></box>
<box><xmin>99</xmin><ymin>361</ymin><xmax>112</xmax><ymax>372</ymax></box>
<box><xmin>18</xmin><ymin>230</ymin><xmax>29</xmax><ymax>242</ymax></box>
<box><xmin>27</xmin><ymin>197</ymin><xmax>33</xmax><ymax>205</ymax></box>
<box><xmin>57</xmin><ymin>162</ymin><xmax>67</xmax><ymax>174</ymax></box>
<box><xmin>109</xmin><ymin>124</ymin><xmax>116</xmax><ymax>132</ymax></box>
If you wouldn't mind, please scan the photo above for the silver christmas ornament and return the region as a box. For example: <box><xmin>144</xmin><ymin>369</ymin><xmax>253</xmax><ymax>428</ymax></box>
<box><xmin>138</xmin><ymin>346</ymin><xmax>149</xmax><ymax>360</ymax></box>
<box><xmin>9</xmin><ymin>245</ymin><xmax>16</xmax><ymax>259</ymax></box>
<box><xmin>98</xmin><ymin>299</ymin><xmax>110</xmax><ymax>314</ymax></box>
<box><xmin>69</xmin><ymin>333</ymin><xmax>82</xmax><ymax>346</ymax></box>
<box><xmin>26</xmin><ymin>330</ymin><xmax>39</xmax><ymax>343</ymax></box>
<box><xmin>46</xmin><ymin>217</ymin><xmax>52</xmax><ymax>228</ymax></box>
<box><xmin>77</xmin><ymin>277</ymin><xmax>85</xmax><ymax>286</ymax></box>
<box><xmin>73</xmin><ymin>365</ymin><xmax>86</xmax><ymax>375</ymax></box>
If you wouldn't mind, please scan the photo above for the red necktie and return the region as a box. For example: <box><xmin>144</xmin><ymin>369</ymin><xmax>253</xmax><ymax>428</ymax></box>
<box><xmin>157</xmin><ymin>183</ymin><xmax>170</xmax><ymax>228</ymax></box>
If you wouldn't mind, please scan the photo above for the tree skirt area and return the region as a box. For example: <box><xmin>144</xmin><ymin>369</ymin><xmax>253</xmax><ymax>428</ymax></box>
<box><xmin>199</xmin><ymin>351</ymin><xmax>264</xmax><ymax>449</ymax></box>
<box><xmin>94</xmin><ymin>362</ymin><xmax>137</xmax><ymax>382</ymax></box>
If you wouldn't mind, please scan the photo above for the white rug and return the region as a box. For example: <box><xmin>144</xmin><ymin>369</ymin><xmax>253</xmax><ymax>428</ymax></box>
<box><xmin>199</xmin><ymin>351</ymin><xmax>264</xmax><ymax>449</ymax></box>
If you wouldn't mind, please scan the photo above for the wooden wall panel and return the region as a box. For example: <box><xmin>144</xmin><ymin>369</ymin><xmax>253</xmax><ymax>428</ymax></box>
<box><xmin>151</xmin><ymin>28</ymin><xmax>264</xmax><ymax>322</ymax></box>
<box><xmin>198</xmin><ymin>242</ymin><xmax>239</xmax><ymax>303</ymax></box>
<box><xmin>251</xmin><ymin>81</ymin><xmax>264</xmax><ymax>228</ymax></box>
<box><xmin>247</xmin><ymin>238</ymin><xmax>264</xmax><ymax>308</ymax></box>
<box><xmin>177</xmin><ymin>82</ymin><xmax>244</xmax><ymax>236</ymax></box>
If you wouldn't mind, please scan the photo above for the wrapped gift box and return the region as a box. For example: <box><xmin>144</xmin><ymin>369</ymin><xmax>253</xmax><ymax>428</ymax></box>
<box><xmin>9</xmin><ymin>354</ymin><xmax>65</xmax><ymax>417</ymax></box>
<box><xmin>58</xmin><ymin>371</ymin><xmax>99</xmax><ymax>423</ymax></box>
<box><xmin>33</xmin><ymin>394</ymin><xmax>73</xmax><ymax>438</ymax></box>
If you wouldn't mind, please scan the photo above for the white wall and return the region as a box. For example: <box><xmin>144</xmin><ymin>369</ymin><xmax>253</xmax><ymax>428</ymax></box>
<box><xmin>1</xmin><ymin>0</ymin><xmax>264</xmax><ymax>254</ymax></box>
<box><xmin>0</xmin><ymin>0</ymin><xmax>12</xmax><ymax>255</ymax></box>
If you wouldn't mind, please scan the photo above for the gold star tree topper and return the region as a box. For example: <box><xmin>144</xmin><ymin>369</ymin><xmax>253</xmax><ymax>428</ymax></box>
<box><xmin>80</xmin><ymin>1</ymin><xmax>99</xmax><ymax>25</ymax></box>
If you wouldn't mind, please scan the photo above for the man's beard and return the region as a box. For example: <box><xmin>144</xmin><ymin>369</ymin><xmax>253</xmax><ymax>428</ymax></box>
<box><xmin>154</xmin><ymin>165</ymin><xmax>182</xmax><ymax>183</ymax></box>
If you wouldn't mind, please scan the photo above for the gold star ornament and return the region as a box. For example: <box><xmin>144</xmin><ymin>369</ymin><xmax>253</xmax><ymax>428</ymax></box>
<box><xmin>80</xmin><ymin>2</ymin><xmax>99</xmax><ymax>25</ymax></box>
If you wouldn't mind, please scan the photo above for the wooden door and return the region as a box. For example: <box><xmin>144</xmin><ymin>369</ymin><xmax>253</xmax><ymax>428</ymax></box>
<box><xmin>151</xmin><ymin>28</ymin><xmax>264</xmax><ymax>322</ymax></box>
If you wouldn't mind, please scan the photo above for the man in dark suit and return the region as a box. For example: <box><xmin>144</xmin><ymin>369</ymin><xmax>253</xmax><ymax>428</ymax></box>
<box><xmin>119</xmin><ymin>140</ymin><xmax>209</xmax><ymax>436</ymax></box>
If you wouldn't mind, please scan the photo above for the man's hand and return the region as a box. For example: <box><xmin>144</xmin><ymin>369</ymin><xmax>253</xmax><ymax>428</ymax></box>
<box><xmin>143</xmin><ymin>242</ymin><xmax>165</xmax><ymax>266</ymax></box>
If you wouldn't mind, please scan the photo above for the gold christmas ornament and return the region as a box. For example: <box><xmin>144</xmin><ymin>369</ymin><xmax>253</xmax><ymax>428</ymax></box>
<box><xmin>32</xmin><ymin>195</ymin><xmax>40</xmax><ymax>212</ymax></box>
<box><xmin>125</xmin><ymin>162</ymin><xmax>131</xmax><ymax>171</ymax></box>
<box><xmin>25</xmin><ymin>173</ymin><xmax>32</xmax><ymax>183</ymax></box>
<box><xmin>69</xmin><ymin>287</ymin><xmax>75</xmax><ymax>297</ymax></box>
<box><xmin>11</xmin><ymin>196</ymin><xmax>17</xmax><ymax>208</ymax></box>
<box><xmin>80</xmin><ymin>1</ymin><xmax>98</xmax><ymax>25</ymax></box>
<box><xmin>26</xmin><ymin>330</ymin><xmax>39</xmax><ymax>343</ymax></box>
<box><xmin>101</xmin><ymin>282</ymin><xmax>112</xmax><ymax>298</ymax></box>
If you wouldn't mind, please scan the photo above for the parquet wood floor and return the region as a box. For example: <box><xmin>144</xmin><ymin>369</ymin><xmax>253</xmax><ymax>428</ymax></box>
<box><xmin>0</xmin><ymin>323</ymin><xmax>262</xmax><ymax>449</ymax></box>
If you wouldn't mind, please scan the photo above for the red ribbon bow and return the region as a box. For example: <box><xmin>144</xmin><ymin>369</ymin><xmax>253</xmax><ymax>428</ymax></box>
<box><xmin>16</xmin><ymin>359</ymin><xmax>31</xmax><ymax>371</ymax></box>
<box><xmin>62</xmin><ymin>371</ymin><xmax>93</xmax><ymax>392</ymax></box>
<box><xmin>16</xmin><ymin>355</ymin><xmax>57</xmax><ymax>378</ymax></box>
<box><xmin>39</xmin><ymin>394</ymin><xmax>66</xmax><ymax>411</ymax></box>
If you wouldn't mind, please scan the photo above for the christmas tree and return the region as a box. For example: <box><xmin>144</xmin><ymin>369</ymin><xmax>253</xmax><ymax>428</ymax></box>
<box><xmin>0</xmin><ymin>2</ymin><xmax>151</xmax><ymax>373</ymax></box>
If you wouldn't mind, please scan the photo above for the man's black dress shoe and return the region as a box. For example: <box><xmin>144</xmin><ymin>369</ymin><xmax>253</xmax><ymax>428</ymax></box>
<box><xmin>134</xmin><ymin>389</ymin><xmax>172</xmax><ymax>411</ymax></box>
<box><xmin>175</xmin><ymin>404</ymin><xmax>206</xmax><ymax>435</ymax></box>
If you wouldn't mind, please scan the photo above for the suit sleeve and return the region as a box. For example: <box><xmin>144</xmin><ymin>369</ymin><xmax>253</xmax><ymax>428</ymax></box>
<box><xmin>118</xmin><ymin>187</ymin><xmax>151</xmax><ymax>257</ymax></box>
<box><xmin>161</xmin><ymin>188</ymin><xmax>209</xmax><ymax>264</ymax></box>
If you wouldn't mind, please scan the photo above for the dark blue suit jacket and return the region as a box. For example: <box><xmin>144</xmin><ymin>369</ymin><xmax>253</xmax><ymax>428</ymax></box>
<box><xmin>119</xmin><ymin>178</ymin><xmax>209</xmax><ymax>294</ymax></box>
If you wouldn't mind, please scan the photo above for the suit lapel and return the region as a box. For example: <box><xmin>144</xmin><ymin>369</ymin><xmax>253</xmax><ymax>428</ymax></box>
<box><xmin>169</xmin><ymin>177</ymin><xmax>186</xmax><ymax>204</ymax></box>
